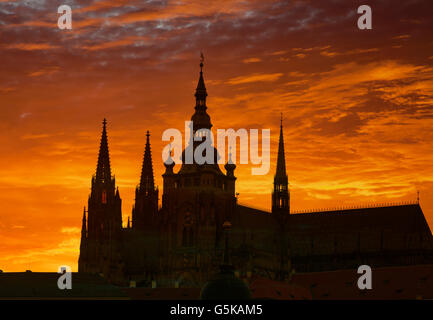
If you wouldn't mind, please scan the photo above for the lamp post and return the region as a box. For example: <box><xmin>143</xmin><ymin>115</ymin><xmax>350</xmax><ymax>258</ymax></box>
<box><xmin>222</xmin><ymin>220</ymin><xmax>232</xmax><ymax>266</ymax></box>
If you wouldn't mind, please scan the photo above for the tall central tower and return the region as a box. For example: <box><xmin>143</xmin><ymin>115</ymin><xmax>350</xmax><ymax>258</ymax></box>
<box><xmin>160</xmin><ymin>59</ymin><xmax>238</xmax><ymax>287</ymax></box>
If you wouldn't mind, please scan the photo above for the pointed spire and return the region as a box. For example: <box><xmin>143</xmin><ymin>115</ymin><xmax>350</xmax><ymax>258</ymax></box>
<box><xmin>139</xmin><ymin>130</ymin><xmax>155</xmax><ymax>191</ymax></box>
<box><xmin>81</xmin><ymin>207</ymin><xmax>87</xmax><ymax>239</ymax></box>
<box><xmin>195</xmin><ymin>52</ymin><xmax>207</xmax><ymax>102</ymax></box>
<box><xmin>127</xmin><ymin>216</ymin><xmax>130</xmax><ymax>229</ymax></box>
<box><xmin>272</xmin><ymin>114</ymin><xmax>290</xmax><ymax>214</ymax></box>
<box><xmin>275</xmin><ymin>114</ymin><xmax>287</xmax><ymax>181</ymax></box>
<box><xmin>191</xmin><ymin>55</ymin><xmax>212</xmax><ymax>132</ymax></box>
<box><xmin>95</xmin><ymin>118</ymin><xmax>111</xmax><ymax>183</ymax></box>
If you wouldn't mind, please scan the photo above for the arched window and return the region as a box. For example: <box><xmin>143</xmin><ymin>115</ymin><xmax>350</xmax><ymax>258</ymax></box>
<box><xmin>102</xmin><ymin>190</ymin><xmax>107</xmax><ymax>204</ymax></box>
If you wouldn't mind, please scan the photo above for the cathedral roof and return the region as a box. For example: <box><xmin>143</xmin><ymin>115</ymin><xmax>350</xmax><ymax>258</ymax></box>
<box><xmin>236</xmin><ymin>203</ymin><xmax>431</xmax><ymax>234</ymax></box>
<box><xmin>288</xmin><ymin>203</ymin><xmax>432</xmax><ymax>234</ymax></box>
<box><xmin>234</xmin><ymin>203</ymin><xmax>433</xmax><ymax>257</ymax></box>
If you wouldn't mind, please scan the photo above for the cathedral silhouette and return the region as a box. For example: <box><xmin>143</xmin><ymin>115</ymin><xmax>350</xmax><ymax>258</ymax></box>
<box><xmin>78</xmin><ymin>62</ymin><xmax>433</xmax><ymax>287</ymax></box>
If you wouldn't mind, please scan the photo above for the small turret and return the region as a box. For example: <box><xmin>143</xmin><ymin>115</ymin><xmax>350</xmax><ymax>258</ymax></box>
<box><xmin>164</xmin><ymin>144</ymin><xmax>175</xmax><ymax>175</ymax></box>
<box><xmin>224</xmin><ymin>147</ymin><xmax>236</xmax><ymax>195</ymax></box>
<box><xmin>224</xmin><ymin>147</ymin><xmax>236</xmax><ymax>177</ymax></box>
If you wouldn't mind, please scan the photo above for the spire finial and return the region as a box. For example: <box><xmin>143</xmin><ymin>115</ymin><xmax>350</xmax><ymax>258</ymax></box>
<box><xmin>417</xmin><ymin>190</ymin><xmax>420</xmax><ymax>203</ymax></box>
<box><xmin>200</xmin><ymin>52</ymin><xmax>204</xmax><ymax>71</ymax></box>
<box><xmin>146</xmin><ymin>130</ymin><xmax>150</xmax><ymax>145</ymax></box>
<box><xmin>280</xmin><ymin>113</ymin><xmax>283</xmax><ymax>127</ymax></box>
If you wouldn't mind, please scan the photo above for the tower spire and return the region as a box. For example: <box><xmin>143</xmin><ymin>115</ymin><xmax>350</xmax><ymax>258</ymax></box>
<box><xmin>275</xmin><ymin>114</ymin><xmax>287</xmax><ymax>180</ymax></box>
<box><xmin>196</xmin><ymin>52</ymin><xmax>207</xmax><ymax>100</ymax></box>
<box><xmin>133</xmin><ymin>130</ymin><xmax>159</xmax><ymax>231</ymax></box>
<box><xmin>95</xmin><ymin>118</ymin><xmax>111</xmax><ymax>183</ymax></box>
<box><xmin>272</xmin><ymin>115</ymin><xmax>290</xmax><ymax>214</ymax></box>
<box><xmin>139</xmin><ymin>130</ymin><xmax>155</xmax><ymax>191</ymax></box>
<box><xmin>78</xmin><ymin>206</ymin><xmax>88</xmax><ymax>272</ymax></box>
<box><xmin>81</xmin><ymin>207</ymin><xmax>87</xmax><ymax>240</ymax></box>
<box><xmin>191</xmin><ymin>53</ymin><xmax>212</xmax><ymax>133</ymax></box>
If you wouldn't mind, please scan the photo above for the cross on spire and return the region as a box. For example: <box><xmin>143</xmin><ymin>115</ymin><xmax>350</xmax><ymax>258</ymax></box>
<box><xmin>200</xmin><ymin>52</ymin><xmax>204</xmax><ymax>71</ymax></box>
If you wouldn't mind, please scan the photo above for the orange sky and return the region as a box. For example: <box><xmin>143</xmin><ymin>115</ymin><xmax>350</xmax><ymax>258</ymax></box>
<box><xmin>1</xmin><ymin>0</ymin><xmax>433</xmax><ymax>272</ymax></box>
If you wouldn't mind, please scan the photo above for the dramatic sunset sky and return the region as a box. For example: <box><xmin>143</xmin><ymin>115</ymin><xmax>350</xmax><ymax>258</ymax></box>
<box><xmin>1</xmin><ymin>0</ymin><xmax>433</xmax><ymax>272</ymax></box>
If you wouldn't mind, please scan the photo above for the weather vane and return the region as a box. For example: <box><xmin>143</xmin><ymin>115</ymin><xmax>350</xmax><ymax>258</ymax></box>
<box><xmin>200</xmin><ymin>52</ymin><xmax>204</xmax><ymax>64</ymax></box>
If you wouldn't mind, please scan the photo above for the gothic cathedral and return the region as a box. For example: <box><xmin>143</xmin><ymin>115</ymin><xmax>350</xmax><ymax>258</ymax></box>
<box><xmin>79</xmin><ymin>62</ymin><xmax>433</xmax><ymax>286</ymax></box>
